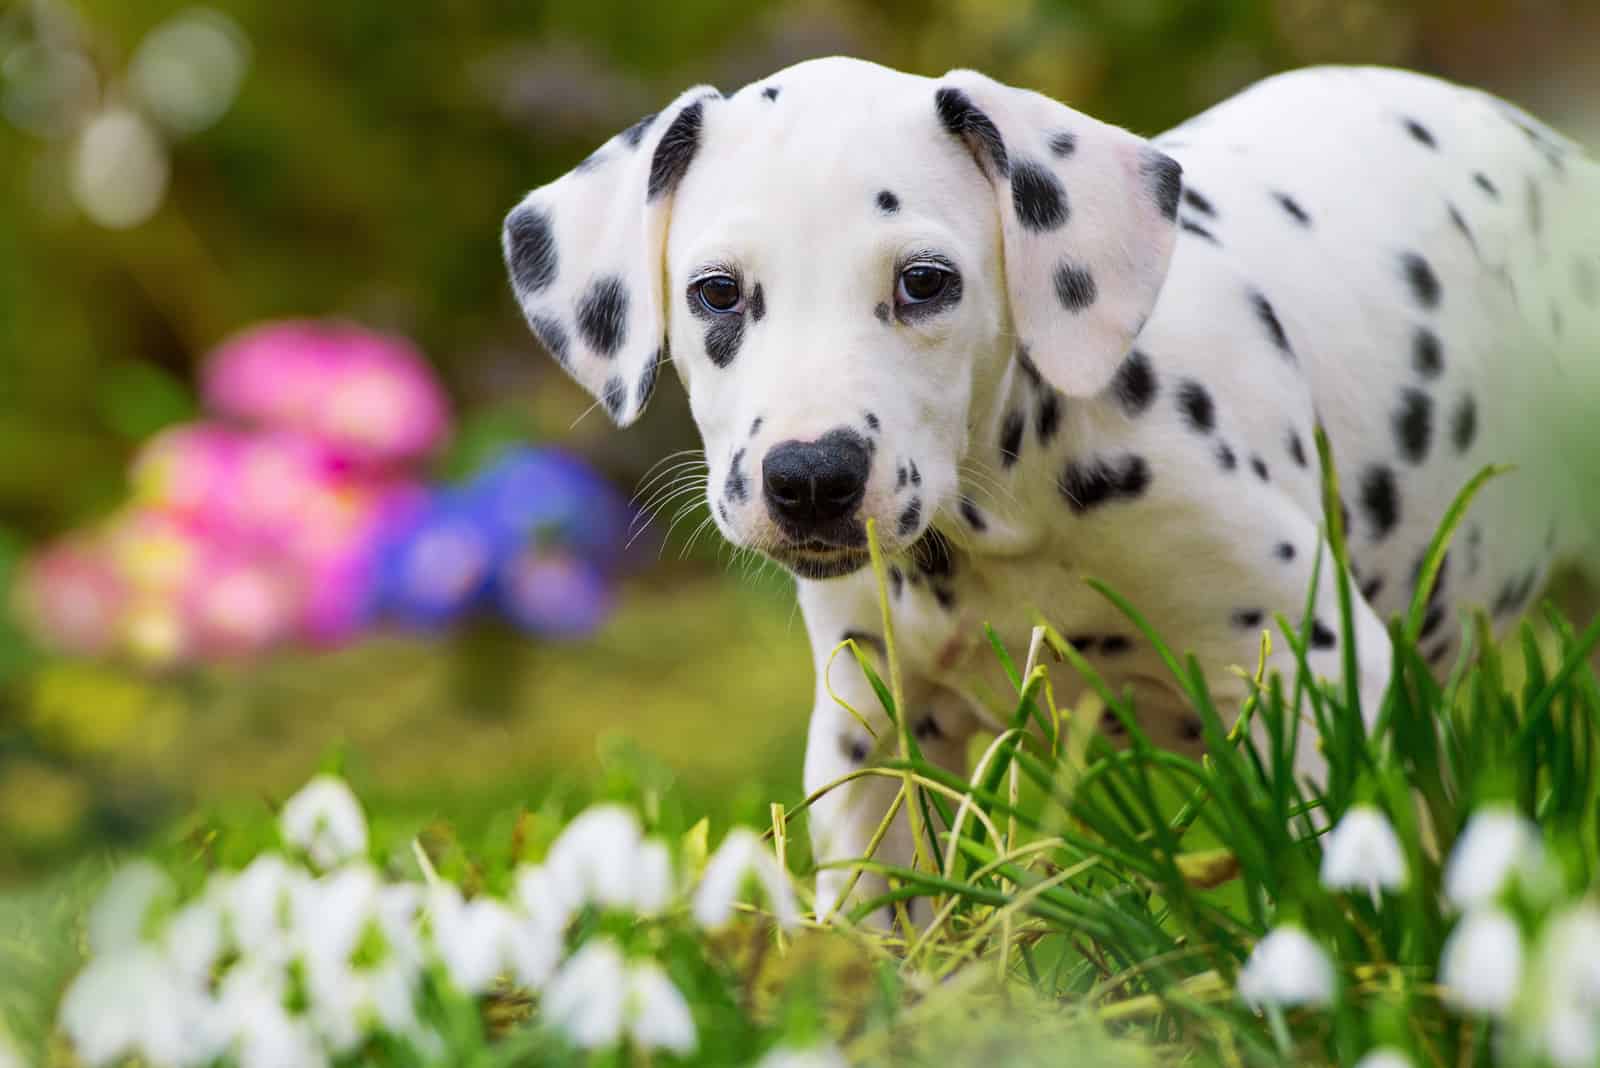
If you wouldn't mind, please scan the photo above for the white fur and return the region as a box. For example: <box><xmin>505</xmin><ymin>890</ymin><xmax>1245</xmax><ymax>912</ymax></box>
<box><xmin>505</xmin><ymin>59</ymin><xmax>1600</xmax><ymax>924</ymax></box>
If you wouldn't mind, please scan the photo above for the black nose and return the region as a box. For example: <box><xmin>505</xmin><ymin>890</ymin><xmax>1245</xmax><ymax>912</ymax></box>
<box><xmin>762</xmin><ymin>430</ymin><xmax>870</xmax><ymax>530</ymax></box>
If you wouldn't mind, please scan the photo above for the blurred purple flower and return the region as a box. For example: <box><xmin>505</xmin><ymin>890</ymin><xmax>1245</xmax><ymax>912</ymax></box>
<box><xmin>372</xmin><ymin>492</ymin><xmax>498</xmax><ymax>631</ymax></box>
<box><xmin>468</xmin><ymin>447</ymin><xmax>634</xmax><ymax>573</ymax></box>
<box><xmin>494</xmin><ymin>548</ymin><xmax>613</xmax><ymax>639</ymax></box>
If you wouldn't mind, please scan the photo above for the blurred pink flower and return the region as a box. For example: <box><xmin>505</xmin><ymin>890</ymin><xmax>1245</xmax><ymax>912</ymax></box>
<box><xmin>181</xmin><ymin>545</ymin><xmax>301</xmax><ymax>659</ymax></box>
<box><xmin>13</xmin><ymin>538</ymin><xmax>128</xmax><ymax>656</ymax></box>
<box><xmin>203</xmin><ymin>321</ymin><xmax>450</xmax><ymax>467</ymax></box>
<box><xmin>129</xmin><ymin>422</ymin><xmax>244</xmax><ymax>520</ymax></box>
<box><xmin>294</xmin><ymin>481</ymin><xmax>427</xmax><ymax>647</ymax></box>
<box><xmin>102</xmin><ymin>507</ymin><xmax>211</xmax><ymax>599</ymax></box>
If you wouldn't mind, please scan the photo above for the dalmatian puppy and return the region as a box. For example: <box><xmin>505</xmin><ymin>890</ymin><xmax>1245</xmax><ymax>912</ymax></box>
<box><xmin>502</xmin><ymin>58</ymin><xmax>1600</xmax><ymax>920</ymax></box>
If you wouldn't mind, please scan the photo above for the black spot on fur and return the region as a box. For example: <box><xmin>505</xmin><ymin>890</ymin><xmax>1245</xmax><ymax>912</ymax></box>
<box><xmin>1175</xmin><ymin>379</ymin><xmax>1215</xmax><ymax>433</ymax></box>
<box><xmin>1100</xmin><ymin>635</ymin><xmax>1131</xmax><ymax>655</ymax></box>
<box><xmin>1473</xmin><ymin>172</ymin><xmax>1499</xmax><ymax>199</ymax></box>
<box><xmin>1232</xmin><ymin>609</ymin><xmax>1264</xmax><ymax>628</ymax></box>
<box><xmin>911</xmin><ymin>527</ymin><xmax>954</xmax><ymax>581</ymax></box>
<box><xmin>1426</xmin><ymin>639</ymin><xmax>1452</xmax><ymax>666</ymax></box>
<box><xmin>1182</xmin><ymin>187</ymin><xmax>1215</xmax><ymax>217</ymax></box>
<box><xmin>1110</xmin><ymin>351</ymin><xmax>1158</xmax><ymax>416</ymax></box>
<box><xmin>1142</xmin><ymin>150</ymin><xmax>1183</xmax><ymax>221</ymax></box>
<box><xmin>749</xmin><ymin>416</ymin><xmax>763</xmax><ymax>438</ymax></box>
<box><xmin>1360</xmin><ymin>576</ymin><xmax>1385</xmax><ymax>603</ymax></box>
<box><xmin>1100</xmin><ymin>709</ymin><xmax>1128</xmax><ymax>737</ymax></box>
<box><xmin>1274</xmin><ymin>542</ymin><xmax>1296</xmax><ymax>562</ymax></box>
<box><xmin>876</xmin><ymin>189</ymin><xmax>900</xmax><ymax>214</ymax></box>
<box><xmin>1311</xmin><ymin>620</ymin><xmax>1337</xmax><ymax>650</ymax></box>
<box><xmin>1179</xmin><ymin>717</ymin><xmax>1204</xmax><ymax>742</ymax></box>
<box><xmin>1402</xmin><ymin>117</ymin><xmax>1437</xmax><ymax>148</ymax></box>
<box><xmin>1251</xmin><ymin>456</ymin><xmax>1269</xmax><ymax>482</ymax></box>
<box><xmin>864</xmin><ymin>411</ymin><xmax>880</xmax><ymax>432</ymax></box>
<box><xmin>842</xmin><ymin>735</ymin><xmax>869</xmax><ymax>763</ymax></box>
<box><xmin>1180</xmin><ymin>219</ymin><xmax>1220</xmax><ymax>245</ymax></box>
<box><xmin>1575</xmin><ymin>257</ymin><xmax>1598</xmax><ymax>306</ymax></box>
<box><xmin>1493</xmin><ymin>567</ymin><xmax>1539</xmax><ymax>618</ymax></box>
<box><xmin>1447</xmin><ymin>204</ymin><xmax>1478</xmax><ymax>254</ymax></box>
<box><xmin>1059</xmin><ymin>454</ymin><xmax>1151</xmax><ymax>514</ymax></box>
<box><xmin>1015</xmin><ymin>345</ymin><xmax>1043</xmax><ymax>389</ymax></box>
<box><xmin>1360</xmin><ymin>465</ymin><xmax>1400</xmax><ymax>540</ymax></box>
<box><xmin>725</xmin><ymin>448</ymin><xmax>748</xmax><ymax>503</ymax></box>
<box><xmin>933</xmin><ymin>586</ymin><xmax>956</xmax><ymax>611</ymax></box>
<box><xmin>576</xmin><ymin>275</ymin><xmax>629</xmax><ymax>356</ymax></box>
<box><xmin>1272</xmin><ymin>191</ymin><xmax>1312</xmax><ymax>226</ymax></box>
<box><xmin>602</xmin><ymin>375</ymin><xmax>627</xmax><ymax>421</ymax></box>
<box><xmin>1451</xmin><ymin>394</ymin><xmax>1477</xmax><ymax>453</ymax></box>
<box><xmin>634</xmin><ymin>342</ymin><xmax>664</xmax><ymax>411</ymax></box>
<box><xmin>999</xmin><ymin>412</ymin><xmax>1024</xmax><ymax>468</ymax></box>
<box><xmin>1216</xmin><ymin>442</ymin><xmax>1237</xmax><ymax>471</ymax></box>
<box><xmin>1035</xmin><ymin>392</ymin><xmax>1063</xmax><ymax>445</ymax></box>
<box><xmin>909</xmin><ymin>460</ymin><xmax>921</xmax><ymax>486</ymax></box>
<box><xmin>1054</xmin><ymin>262</ymin><xmax>1098</xmax><ymax>312</ymax></box>
<box><xmin>1412</xmin><ymin>327</ymin><xmax>1444</xmax><ymax>378</ymax></box>
<box><xmin>704</xmin><ymin>316</ymin><xmax>744</xmax><ymax>368</ymax></box>
<box><xmin>1287</xmin><ymin>430</ymin><xmax>1307</xmax><ymax>468</ymax></box>
<box><xmin>504</xmin><ymin>206</ymin><xmax>559</xmax><ymax>295</ymax></box>
<box><xmin>749</xmin><ymin>283</ymin><xmax>766</xmax><ymax>322</ymax></box>
<box><xmin>1392</xmin><ymin>388</ymin><xmax>1434</xmax><ymax>464</ymax></box>
<box><xmin>528</xmin><ymin>315</ymin><xmax>570</xmax><ymax>367</ymax></box>
<box><xmin>1250</xmin><ymin>290</ymin><xmax>1293</xmax><ymax>358</ymax></box>
<box><xmin>1400</xmin><ymin>252</ymin><xmax>1442</xmax><ymax>310</ymax></box>
<box><xmin>874</xmin><ymin>302</ymin><xmax>890</xmax><ymax>324</ymax></box>
<box><xmin>935</xmin><ymin>87</ymin><xmax>1009</xmax><ymax>177</ymax></box>
<box><xmin>1049</xmin><ymin>131</ymin><xmax>1077</xmax><ymax>158</ymax></box>
<box><xmin>897</xmin><ymin>498</ymin><xmax>922</xmax><ymax>537</ymax></box>
<box><xmin>841</xmin><ymin>629</ymin><xmax>885</xmax><ymax>655</ymax></box>
<box><xmin>647</xmin><ymin>100</ymin><xmax>705</xmax><ymax>202</ymax></box>
<box><xmin>913</xmin><ymin>715</ymin><xmax>944</xmax><ymax>741</ymax></box>
<box><xmin>1011</xmin><ymin>158</ymin><xmax>1070</xmax><ymax>231</ymax></box>
<box><xmin>1420</xmin><ymin>604</ymin><xmax>1446</xmax><ymax>640</ymax></box>
<box><xmin>761</xmin><ymin>86</ymin><xmax>779</xmax><ymax>102</ymax></box>
<box><xmin>959</xmin><ymin>496</ymin><xmax>987</xmax><ymax>531</ymax></box>
<box><xmin>896</xmin><ymin>465</ymin><xmax>907</xmax><ymax>490</ymax></box>
<box><xmin>622</xmin><ymin>111</ymin><xmax>657</xmax><ymax>148</ymax></box>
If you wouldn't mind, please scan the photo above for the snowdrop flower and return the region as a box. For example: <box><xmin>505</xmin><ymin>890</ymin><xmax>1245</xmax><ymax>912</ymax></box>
<box><xmin>1444</xmin><ymin>805</ymin><xmax>1541</xmax><ymax>910</ymax></box>
<box><xmin>693</xmin><ymin>828</ymin><xmax>800</xmax><ymax>931</ymax></box>
<box><xmin>1439</xmin><ymin>907</ymin><xmax>1523</xmax><ymax>1015</ymax></box>
<box><xmin>1352</xmin><ymin>1049</ymin><xmax>1413</xmax><ymax>1068</ymax></box>
<box><xmin>215</xmin><ymin>960</ymin><xmax>328</xmax><ymax>1068</ymax></box>
<box><xmin>222</xmin><ymin>853</ymin><xmax>303</xmax><ymax>961</ymax></box>
<box><xmin>544</xmin><ymin>937</ymin><xmax>628</xmax><ymax>1049</ymax></box>
<box><xmin>163</xmin><ymin>896</ymin><xmax>225</xmax><ymax>986</ymax></box>
<box><xmin>1236</xmin><ymin>925</ymin><xmax>1336</xmax><ymax>1009</ymax></box>
<box><xmin>1526</xmin><ymin>903</ymin><xmax>1600</xmax><ymax>1066</ymax></box>
<box><xmin>280</xmin><ymin>774</ymin><xmax>369</xmax><ymax>870</ymax></box>
<box><xmin>632</xmin><ymin>838</ymin><xmax>676</xmax><ymax>916</ymax></box>
<box><xmin>1320</xmin><ymin>805</ymin><xmax>1408</xmax><ymax>901</ymax></box>
<box><xmin>87</xmin><ymin>859</ymin><xmax>175</xmax><ymax>954</ymax></box>
<box><xmin>60</xmin><ymin>946</ymin><xmax>217</xmax><ymax>1067</ymax></box>
<box><xmin>426</xmin><ymin>884</ymin><xmax>520</xmax><ymax>995</ymax></box>
<box><xmin>626</xmin><ymin>960</ymin><xmax>698</xmax><ymax>1055</ymax></box>
<box><xmin>545</xmin><ymin>803</ymin><xmax>644</xmax><ymax>910</ymax></box>
<box><xmin>515</xmin><ymin>862</ymin><xmax>575</xmax><ymax>928</ymax></box>
<box><xmin>753</xmin><ymin>1045</ymin><xmax>851</xmax><ymax>1068</ymax></box>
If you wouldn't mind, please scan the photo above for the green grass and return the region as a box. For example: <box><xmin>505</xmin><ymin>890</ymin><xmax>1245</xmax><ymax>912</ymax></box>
<box><xmin>10</xmin><ymin>452</ymin><xmax>1600</xmax><ymax>1066</ymax></box>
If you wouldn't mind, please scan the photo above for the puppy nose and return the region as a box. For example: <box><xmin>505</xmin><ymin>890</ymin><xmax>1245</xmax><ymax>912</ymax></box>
<box><xmin>762</xmin><ymin>431</ymin><xmax>870</xmax><ymax>528</ymax></box>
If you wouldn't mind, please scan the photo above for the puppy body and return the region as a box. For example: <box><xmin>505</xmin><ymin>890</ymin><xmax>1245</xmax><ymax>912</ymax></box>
<box><xmin>504</xmin><ymin>60</ymin><xmax>1600</xmax><ymax>921</ymax></box>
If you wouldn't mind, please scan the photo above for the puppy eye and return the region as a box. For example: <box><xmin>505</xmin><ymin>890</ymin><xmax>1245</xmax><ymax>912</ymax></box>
<box><xmin>897</xmin><ymin>264</ymin><xmax>951</xmax><ymax>305</ymax></box>
<box><xmin>695</xmin><ymin>275</ymin><xmax>742</xmax><ymax>314</ymax></box>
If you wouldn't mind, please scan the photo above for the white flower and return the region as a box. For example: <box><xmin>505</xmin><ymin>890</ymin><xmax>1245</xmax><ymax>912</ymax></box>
<box><xmin>544</xmin><ymin>938</ymin><xmax>628</xmax><ymax>1049</ymax></box>
<box><xmin>71</xmin><ymin>107</ymin><xmax>170</xmax><ymax>230</ymax></box>
<box><xmin>693</xmin><ymin>828</ymin><xmax>800</xmax><ymax>931</ymax></box>
<box><xmin>1320</xmin><ymin>805</ymin><xmax>1408</xmax><ymax>900</ymax></box>
<box><xmin>59</xmin><ymin>946</ymin><xmax>218</xmax><ymax>1067</ymax></box>
<box><xmin>546</xmin><ymin>804</ymin><xmax>644</xmax><ymax>910</ymax></box>
<box><xmin>1236</xmin><ymin>925</ymin><xmax>1336</xmax><ymax>1009</ymax></box>
<box><xmin>426</xmin><ymin>884</ymin><xmax>519</xmax><ymax>995</ymax></box>
<box><xmin>280</xmin><ymin>775</ymin><xmax>369</xmax><ymax>870</ymax></box>
<box><xmin>1444</xmin><ymin>806</ymin><xmax>1541</xmax><ymax>910</ymax></box>
<box><xmin>1526</xmin><ymin>903</ymin><xmax>1600</xmax><ymax>1066</ymax></box>
<box><xmin>1440</xmin><ymin>907</ymin><xmax>1523</xmax><ymax>1015</ymax></box>
<box><xmin>222</xmin><ymin>853</ymin><xmax>304</xmax><ymax>962</ymax></box>
<box><xmin>215</xmin><ymin>960</ymin><xmax>328</xmax><ymax>1068</ymax></box>
<box><xmin>1353</xmin><ymin>1049</ymin><xmax>1414</xmax><ymax>1068</ymax></box>
<box><xmin>632</xmin><ymin>838</ymin><xmax>677</xmax><ymax>916</ymax></box>
<box><xmin>543</xmin><ymin>939</ymin><xmax>697</xmax><ymax>1054</ymax></box>
<box><xmin>753</xmin><ymin>1045</ymin><xmax>851</xmax><ymax>1068</ymax></box>
<box><xmin>163</xmin><ymin>896</ymin><xmax>225</xmax><ymax>986</ymax></box>
<box><xmin>87</xmin><ymin>859</ymin><xmax>175</xmax><ymax>954</ymax></box>
<box><xmin>626</xmin><ymin>960</ymin><xmax>697</xmax><ymax>1055</ymax></box>
<box><xmin>129</xmin><ymin>8</ymin><xmax>251</xmax><ymax>136</ymax></box>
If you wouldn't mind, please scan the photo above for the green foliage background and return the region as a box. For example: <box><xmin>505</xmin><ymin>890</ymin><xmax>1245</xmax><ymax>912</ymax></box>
<box><xmin>0</xmin><ymin>0</ymin><xmax>1597</xmax><ymax>879</ymax></box>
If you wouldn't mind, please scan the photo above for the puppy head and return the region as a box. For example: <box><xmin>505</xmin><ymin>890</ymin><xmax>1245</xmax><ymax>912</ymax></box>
<box><xmin>502</xmin><ymin>58</ymin><xmax>1180</xmax><ymax>580</ymax></box>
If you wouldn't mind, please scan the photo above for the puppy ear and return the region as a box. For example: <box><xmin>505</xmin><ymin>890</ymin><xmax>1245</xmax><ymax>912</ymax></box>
<box><xmin>935</xmin><ymin>70</ymin><xmax>1181</xmax><ymax>397</ymax></box>
<box><xmin>501</xmin><ymin>85</ymin><xmax>720</xmax><ymax>426</ymax></box>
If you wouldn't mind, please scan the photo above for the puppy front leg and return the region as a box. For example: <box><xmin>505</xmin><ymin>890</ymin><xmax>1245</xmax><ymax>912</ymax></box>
<box><xmin>804</xmin><ymin>647</ymin><xmax>978</xmax><ymax>928</ymax></box>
